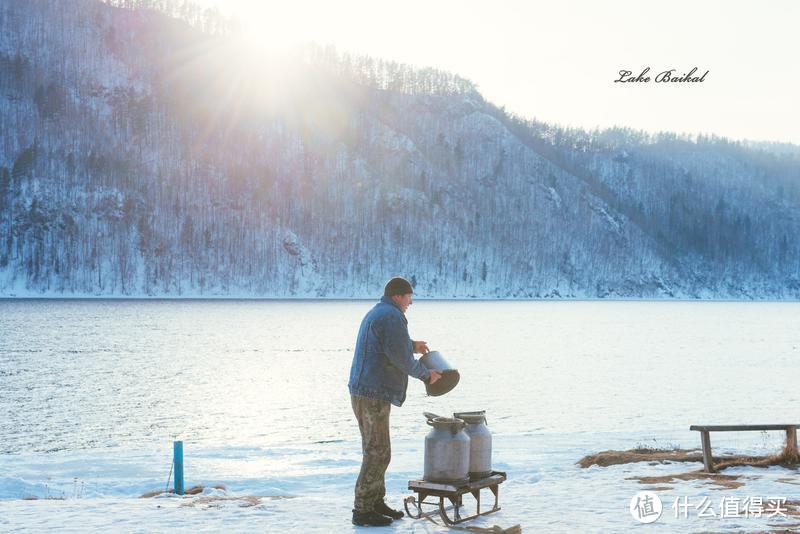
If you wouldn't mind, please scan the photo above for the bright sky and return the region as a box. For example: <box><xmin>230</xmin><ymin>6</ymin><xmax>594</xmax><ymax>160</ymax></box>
<box><xmin>196</xmin><ymin>0</ymin><xmax>800</xmax><ymax>144</ymax></box>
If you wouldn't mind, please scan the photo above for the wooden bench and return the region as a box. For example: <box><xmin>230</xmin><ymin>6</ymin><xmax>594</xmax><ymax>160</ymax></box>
<box><xmin>689</xmin><ymin>424</ymin><xmax>799</xmax><ymax>472</ymax></box>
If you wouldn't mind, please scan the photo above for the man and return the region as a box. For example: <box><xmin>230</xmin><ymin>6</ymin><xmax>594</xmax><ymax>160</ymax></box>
<box><xmin>348</xmin><ymin>277</ymin><xmax>442</xmax><ymax>527</ymax></box>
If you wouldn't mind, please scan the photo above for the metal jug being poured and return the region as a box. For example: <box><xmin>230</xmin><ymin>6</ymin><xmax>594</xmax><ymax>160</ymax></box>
<box><xmin>419</xmin><ymin>350</ymin><xmax>460</xmax><ymax>396</ymax></box>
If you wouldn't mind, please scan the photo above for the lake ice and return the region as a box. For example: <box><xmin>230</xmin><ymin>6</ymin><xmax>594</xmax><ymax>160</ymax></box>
<box><xmin>1</xmin><ymin>300</ymin><xmax>799</xmax><ymax>531</ymax></box>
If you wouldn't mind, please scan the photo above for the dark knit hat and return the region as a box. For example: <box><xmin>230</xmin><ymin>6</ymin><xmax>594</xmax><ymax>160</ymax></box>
<box><xmin>384</xmin><ymin>277</ymin><xmax>414</xmax><ymax>296</ymax></box>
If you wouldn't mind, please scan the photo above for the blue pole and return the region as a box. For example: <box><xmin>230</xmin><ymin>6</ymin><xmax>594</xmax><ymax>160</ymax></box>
<box><xmin>173</xmin><ymin>441</ymin><xmax>184</xmax><ymax>495</ymax></box>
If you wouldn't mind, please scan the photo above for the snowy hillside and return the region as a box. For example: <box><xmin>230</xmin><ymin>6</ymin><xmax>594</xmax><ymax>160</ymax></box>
<box><xmin>1</xmin><ymin>0</ymin><xmax>800</xmax><ymax>298</ymax></box>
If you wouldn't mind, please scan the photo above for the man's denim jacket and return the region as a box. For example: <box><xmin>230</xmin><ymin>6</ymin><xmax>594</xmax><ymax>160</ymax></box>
<box><xmin>348</xmin><ymin>296</ymin><xmax>430</xmax><ymax>406</ymax></box>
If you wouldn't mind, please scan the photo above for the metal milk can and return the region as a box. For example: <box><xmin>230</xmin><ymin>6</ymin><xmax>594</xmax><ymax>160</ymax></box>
<box><xmin>454</xmin><ymin>411</ymin><xmax>492</xmax><ymax>480</ymax></box>
<box><xmin>423</xmin><ymin>416</ymin><xmax>470</xmax><ymax>485</ymax></box>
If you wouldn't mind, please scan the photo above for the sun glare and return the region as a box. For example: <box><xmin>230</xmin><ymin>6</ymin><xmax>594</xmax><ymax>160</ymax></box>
<box><xmin>224</xmin><ymin>1</ymin><xmax>330</xmax><ymax>53</ymax></box>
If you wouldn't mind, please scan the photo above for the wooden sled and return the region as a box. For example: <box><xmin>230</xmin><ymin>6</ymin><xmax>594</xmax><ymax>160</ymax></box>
<box><xmin>404</xmin><ymin>471</ymin><xmax>507</xmax><ymax>525</ymax></box>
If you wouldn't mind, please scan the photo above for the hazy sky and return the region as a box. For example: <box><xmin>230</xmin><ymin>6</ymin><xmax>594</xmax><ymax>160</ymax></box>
<box><xmin>196</xmin><ymin>0</ymin><xmax>800</xmax><ymax>144</ymax></box>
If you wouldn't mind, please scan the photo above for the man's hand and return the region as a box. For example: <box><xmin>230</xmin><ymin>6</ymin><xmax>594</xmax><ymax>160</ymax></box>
<box><xmin>428</xmin><ymin>370</ymin><xmax>442</xmax><ymax>384</ymax></box>
<box><xmin>413</xmin><ymin>340</ymin><xmax>430</xmax><ymax>354</ymax></box>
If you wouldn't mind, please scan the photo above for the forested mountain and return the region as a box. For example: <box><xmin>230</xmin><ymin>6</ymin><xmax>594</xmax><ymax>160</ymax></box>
<box><xmin>2</xmin><ymin>0</ymin><xmax>800</xmax><ymax>298</ymax></box>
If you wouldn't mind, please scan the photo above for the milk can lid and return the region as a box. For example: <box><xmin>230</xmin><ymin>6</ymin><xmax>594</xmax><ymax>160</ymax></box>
<box><xmin>427</xmin><ymin>416</ymin><xmax>465</xmax><ymax>431</ymax></box>
<box><xmin>454</xmin><ymin>411</ymin><xmax>486</xmax><ymax>424</ymax></box>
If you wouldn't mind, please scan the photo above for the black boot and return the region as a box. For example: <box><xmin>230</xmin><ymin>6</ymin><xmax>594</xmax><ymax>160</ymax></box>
<box><xmin>352</xmin><ymin>509</ymin><xmax>392</xmax><ymax>527</ymax></box>
<box><xmin>374</xmin><ymin>500</ymin><xmax>404</xmax><ymax>520</ymax></box>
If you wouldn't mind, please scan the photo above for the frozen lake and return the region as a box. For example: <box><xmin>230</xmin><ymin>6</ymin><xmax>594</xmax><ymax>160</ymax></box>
<box><xmin>2</xmin><ymin>299</ymin><xmax>800</xmax><ymax>531</ymax></box>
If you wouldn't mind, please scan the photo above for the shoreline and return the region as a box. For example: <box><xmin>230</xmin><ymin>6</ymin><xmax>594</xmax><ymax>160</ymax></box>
<box><xmin>2</xmin><ymin>296</ymin><xmax>800</xmax><ymax>303</ymax></box>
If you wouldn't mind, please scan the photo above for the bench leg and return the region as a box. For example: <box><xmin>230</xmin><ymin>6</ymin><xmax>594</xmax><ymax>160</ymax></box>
<box><xmin>700</xmin><ymin>431</ymin><xmax>714</xmax><ymax>473</ymax></box>
<box><xmin>786</xmin><ymin>426</ymin><xmax>798</xmax><ymax>460</ymax></box>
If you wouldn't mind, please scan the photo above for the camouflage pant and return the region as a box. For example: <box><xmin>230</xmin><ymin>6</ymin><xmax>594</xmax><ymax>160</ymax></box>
<box><xmin>351</xmin><ymin>395</ymin><xmax>392</xmax><ymax>512</ymax></box>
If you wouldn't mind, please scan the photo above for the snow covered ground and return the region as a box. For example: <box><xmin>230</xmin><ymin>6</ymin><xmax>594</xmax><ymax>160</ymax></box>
<box><xmin>2</xmin><ymin>432</ymin><xmax>799</xmax><ymax>532</ymax></box>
